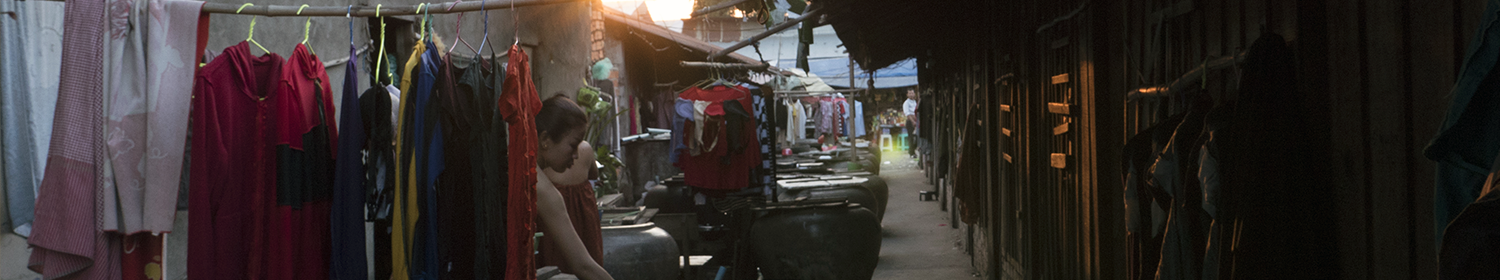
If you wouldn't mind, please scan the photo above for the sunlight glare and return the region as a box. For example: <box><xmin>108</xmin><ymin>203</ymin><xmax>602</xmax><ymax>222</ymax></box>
<box><xmin>601</xmin><ymin>0</ymin><xmax>697</xmax><ymax>21</ymax></box>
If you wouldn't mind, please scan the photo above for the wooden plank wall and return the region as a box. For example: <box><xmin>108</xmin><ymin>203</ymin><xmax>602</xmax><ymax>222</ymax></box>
<box><xmin>1101</xmin><ymin>0</ymin><xmax>1480</xmax><ymax>279</ymax></box>
<box><xmin>909</xmin><ymin>0</ymin><xmax>1487</xmax><ymax>279</ymax></box>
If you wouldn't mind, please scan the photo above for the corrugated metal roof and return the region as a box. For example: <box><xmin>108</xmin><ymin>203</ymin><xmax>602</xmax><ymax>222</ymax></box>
<box><xmin>602</xmin><ymin>7</ymin><xmax>763</xmax><ymax>65</ymax></box>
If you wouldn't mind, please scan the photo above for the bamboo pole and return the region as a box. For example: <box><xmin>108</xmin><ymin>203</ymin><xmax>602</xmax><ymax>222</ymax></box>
<box><xmin>679</xmin><ymin>61</ymin><xmax>769</xmax><ymax>70</ymax></box>
<box><xmin>709</xmin><ymin>8</ymin><xmax>823</xmax><ymax>59</ymax></box>
<box><xmin>192</xmin><ymin>0</ymin><xmax>584</xmax><ymax>17</ymax></box>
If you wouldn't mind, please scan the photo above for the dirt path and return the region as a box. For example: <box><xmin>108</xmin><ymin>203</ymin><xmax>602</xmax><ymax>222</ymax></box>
<box><xmin>871</xmin><ymin>152</ymin><xmax>977</xmax><ymax>280</ymax></box>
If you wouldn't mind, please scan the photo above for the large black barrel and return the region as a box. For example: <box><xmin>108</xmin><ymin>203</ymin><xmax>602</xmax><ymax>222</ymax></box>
<box><xmin>600</xmin><ymin>222</ymin><xmax>680</xmax><ymax>280</ymax></box>
<box><xmin>862</xmin><ymin>177</ymin><xmax>888</xmax><ymax>220</ymax></box>
<box><xmin>643</xmin><ymin>184</ymin><xmax>694</xmax><ymax>214</ymax></box>
<box><xmin>750</xmin><ymin>203</ymin><xmax>881</xmax><ymax>280</ymax></box>
<box><xmin>778</xmin><ymin>177</ymin><xmax>888</xmax><ymax>222</ymax></box>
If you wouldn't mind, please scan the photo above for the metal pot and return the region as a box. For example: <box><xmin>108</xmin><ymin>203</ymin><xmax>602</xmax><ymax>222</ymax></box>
<box><xmin>600</xmin><ymin>222</ymin><xmax>680</xmax><ymax>280</ymax></box>
<box><xmin>751</xmin><ymin>203</ymin><xmax>881</xmax><ymax>280</ymax></box>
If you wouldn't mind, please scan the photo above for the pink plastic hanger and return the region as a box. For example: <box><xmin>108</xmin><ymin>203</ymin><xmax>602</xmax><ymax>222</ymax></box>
<box><xmin>447</xmin><ymin>0</ymin><xmax>479</xmax><ymax>56</ymax></box>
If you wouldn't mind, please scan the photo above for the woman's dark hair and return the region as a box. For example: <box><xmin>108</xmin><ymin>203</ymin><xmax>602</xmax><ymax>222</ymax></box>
<box><xmin>536</xmin><ymin>93</ymin><xmax>589</xmax><ymax>141</ymax></box>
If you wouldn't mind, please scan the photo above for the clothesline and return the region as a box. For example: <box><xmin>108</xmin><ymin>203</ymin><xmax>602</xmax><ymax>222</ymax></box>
<box><xmin>38</xmin><ymin>0</ymin><xmax>583</xmax><ymax>17</ymax></box>
<box><xmin>774</xmin><ymin>89</ymin><xmax>865</xmax><ymax>94</ymax></box>
<box><xmin>775</xmin><ymin>90</ymin><xmax>866</xmax><ymax>99</ymax></box>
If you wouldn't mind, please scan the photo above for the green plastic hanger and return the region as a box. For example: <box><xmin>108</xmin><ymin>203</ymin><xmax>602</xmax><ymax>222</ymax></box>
<box><xmin>297</xmin><ymin>4</ymin><xmax>314</xmax><ymax>55</ymax></box>
<box><xmin>236</xmin><ymin>3</ymin><xmax>271</xmax><ymax>55</ymax></box>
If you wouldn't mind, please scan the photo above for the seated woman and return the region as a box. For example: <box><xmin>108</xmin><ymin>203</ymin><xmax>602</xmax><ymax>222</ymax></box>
<box><xmin>534</xmin><ymin>95</ymin><xmax>614</xmax><ymax>280</ymax></box>
<box><xmin>539</xmin><ymin>140</ymin><xmax>603</xmax><ymax>274</ymax></box>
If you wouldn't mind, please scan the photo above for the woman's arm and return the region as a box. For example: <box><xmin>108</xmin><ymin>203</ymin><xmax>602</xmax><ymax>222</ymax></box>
<box><xmin>582</xmin><ymin>143</ymin><xmax>599</xmax><ymax>181</ymax></box>
<box><xmin>536</xmin><ymin>170</ymin><xmax>615</xmax><ymax>280</ymax></box>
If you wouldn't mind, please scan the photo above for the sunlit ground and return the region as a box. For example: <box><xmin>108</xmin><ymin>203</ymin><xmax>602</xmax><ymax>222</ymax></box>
<box><xmin>878</xmin><ymin>138</ymin><xmax>920</xmax><ymax>170</ymax></box>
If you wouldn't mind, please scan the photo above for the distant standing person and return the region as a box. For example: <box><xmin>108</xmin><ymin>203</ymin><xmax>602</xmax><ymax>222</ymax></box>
<box><xmin>903</xmin><ymin>89</ymin><xmax>919</xmax><ymax>157</ymax></box>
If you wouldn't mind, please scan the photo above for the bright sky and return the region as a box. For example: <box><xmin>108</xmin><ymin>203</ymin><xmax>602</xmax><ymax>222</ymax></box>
<box><xmin>601</xmin><ymin>0</ymin><xmax>697</xmax><ymax>21</ymax></box>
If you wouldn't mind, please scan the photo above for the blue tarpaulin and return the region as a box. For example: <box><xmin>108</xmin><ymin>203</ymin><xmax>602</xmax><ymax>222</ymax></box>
<box><xmin>774</xmin><ymin>57</ymin><xmax>917</xmax><ymax>89</ymax></box>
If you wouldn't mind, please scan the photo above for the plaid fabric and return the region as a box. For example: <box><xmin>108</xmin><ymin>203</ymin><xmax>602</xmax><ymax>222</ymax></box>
<box><xmin>27</xmin><ymin>0</ymin><xmax>122</xmax><ymax>278</ymax></box>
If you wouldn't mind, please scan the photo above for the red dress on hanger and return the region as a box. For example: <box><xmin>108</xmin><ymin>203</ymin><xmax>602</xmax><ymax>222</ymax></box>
<box><xmin>500</xmin><ymin>44</ymin><xmax>542</xmax><ymax>280</ymax></box>
<box><xmin>188</xmin><ymin>42</ymin><xmax>283</xmax><ymax>279</ymax></box>
<box><xmin>268</xmin><ymin>43</ymin><xmax>336</xmax><ymax>280</ymax></box>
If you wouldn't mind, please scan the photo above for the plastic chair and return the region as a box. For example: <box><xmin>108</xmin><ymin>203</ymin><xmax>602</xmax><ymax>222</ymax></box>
<box><xmin>880</xmin><ymin>134</ymin><xmax>894</xmax><ymax>152</ymax></box>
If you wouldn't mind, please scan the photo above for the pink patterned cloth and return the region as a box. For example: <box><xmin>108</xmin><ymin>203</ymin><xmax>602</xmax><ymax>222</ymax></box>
<box><xmin>101</xmin><ymin>0</ymin><xmax>203</xmax><ymax>234</ymax></box>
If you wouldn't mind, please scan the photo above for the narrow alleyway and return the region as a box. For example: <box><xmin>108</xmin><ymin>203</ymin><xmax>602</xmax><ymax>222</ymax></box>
<box><xmin>872</xmin><ymin>151</ymin><xmax>977</xmax><ymax>280</ymax></box>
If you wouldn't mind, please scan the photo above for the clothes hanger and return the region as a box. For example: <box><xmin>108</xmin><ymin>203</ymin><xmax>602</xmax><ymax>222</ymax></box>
<box><xmin>480</xmin><ymin>0</ymin><xmax>492</xmax><ymax>59</ymax></box>
<box><xmin>347</xmin><ymin>6</ymin><xmax>354</xmax><ymax>53</ymax></box>
<box><xmin>446</xmin><ymin>0</ymin><xmax>479</xmax><ymax>56</ymax></box>
<box><xmin>236</xmin><ymin>3</ymin><xmax>271</xmax><ymax>55</ymax></box>
<box><xmin>375</xmin><ymin>4</ymin><xmax>390</xmax><ymax>85</ymax></box>
<box><xmin>511</xmin><ymin>0</ymin><xmax>519</xmax><ymax>47</ymax></box>
<box><xmin>416</xmin><ymin>3</ymin><xmax>428</xmax><ymax>43</ymax></box>
<box><xmin>298</xmin><ymin>4</ymin><xmax>315</xmax><ymax>55</ymax></box>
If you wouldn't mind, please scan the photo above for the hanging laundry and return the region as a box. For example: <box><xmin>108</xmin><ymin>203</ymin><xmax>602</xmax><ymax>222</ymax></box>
<box><xmin>669</xmin><ymin>96</ymin><xmax>693</xmax><ymax>165</ymax></box>
<box><xmin>473</xmin><ymin>55</ymin><xmax>511</xmax><ymax>279</ymax></box>
<box><xmin>434</xmin><ymin>54</ymin><xmax>489</xmax><ymax>279</ymax></box>
<box><xmin>674</xmin><ymin>85</ymin><xmax>761</xmax><ymax>192</ymax></box>
<box><xmin>834</xmin><ymin>94</ymin><xmax>850</xmax><ymax>137</ymax></box>
<box><xmin>816</xmin><ymin>99</ymin><xmax>835</xmax><ymax>136</ymax></box>
<box><xmin>331</xmin><ymin>38</ymin><xmax>369</xmax><ymax>280</ymax></box>
<box><xmin>391</xmin><ymin>39</ymin><xmax>427</xmax><ymax>280</ymax></box>
<box><xmin>27</xmin><ymin>0</ymin><xmax>121</xmax><ymax>278</ymax></box>
<box><xmin>500</xmin><ymin>44</ymin><xmax>543</xmax><ymax>280</ymax></box>
<box><xmin>188</xmin><ymin>41</ymin><xmax>281</xmax><ymax>280</ymax></box>
<box><xmin>268</xmin><ymin>43</ymin><xmax>337</xmax><ymax>280</ymax></box>
<box><xmin>1121</xmin><ymin>125</ymin><xmax>1158</xmax><ymax>280</ymax></box>
<box><xmin>409</xmin><ymin>41</ymin><xmax>445</xmax><ymax>280</ymax></box>
<box><xmin>783</xmin><ymin>99</ymin><xmax>806</xmax><ymax>144</ymax></box>
<box><xmin>1428</xmin><ymin>0</ymin><xmax>1500</xmax><ymax>241</ymax></box>
<box><xmin>1148</xmin><ymin>94</ymin><xmax>1212</xmax><ymax>280</ymax></box>
<box><xmin>1198</xmin><ymin>104</ymin><xmax>1233</xmax><ymax>280</ymax></box>
<box><xmin>690</xmin><ymin>100</ymin><xmax>713</xmax><ymax>156</ymax></box>
<box><xmin>120</xmin><ymin>234</ymin><xmax>164</xmax><ymax>280</ymax></box>
<box><xmin>1</xmin><ymin>0</ymin><xmax>38</xmax><ymax>237</ymax></box>
<box><xmin>1438</xmin><ymin>160</ymin><xmax>1500</xmax><ymax>279</ymax></box>
<box><xmin>852</xmin><ymin>100</ymin><xmax>867</xmax><ymax>138</ymax></box>
<box><xmin>361</xmin><ymin>78</ymin><xmax>398</xmax><ymax>280</ymax></box>
<box><xmin>100</xmin><ymin>0</ymin><xmax>202</xmax><ymax>236</ymax></box>
<box><xmin>360</xmin><ymin>60</ymin><xmax>400</xmax><ymax>279</ymax></box>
